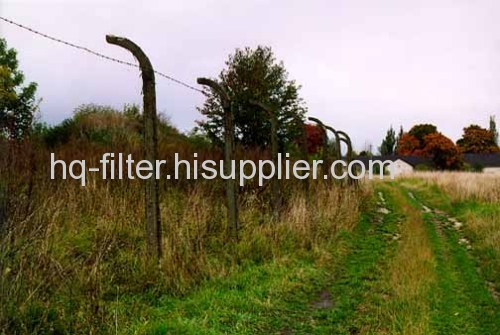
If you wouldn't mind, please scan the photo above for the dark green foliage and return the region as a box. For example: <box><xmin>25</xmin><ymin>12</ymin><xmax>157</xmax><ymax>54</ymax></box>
<box><xmin>408</xmin><ymin>124</ymin><xmax>437</xmax><ymax>148</ymax></box>
<box><xmin>185</xmin><ymin>128</ymin><xmax>212</xmax><ymax>149</ymax></box>
<box><xmin>489</xmin><ymin>115</ymin><xmax>498</xmax><ymax>145</ymax></box>
<box><xmin>197</xmin><ymin>46</ymin><xmax>307</xmax><ymax>149</ymax></box>
<box><xmin>379</xmin><ymin>125</ymin><xmax>396</xmax><ymax>155</ymax></box>
<box><xmin>358</xmin><ymin>150</ymin><xmax>371</xmax><ymax>157</ymax></box>
<box><xmin>395</xmin><ymin>125</ymin><xmax>404</xmax><ymax>153</ymax></box>
<box><xmin>37</xmin><ymin>104</ymin><xmax>181</xmax><ymax>147</ymax></box>
<box><xmin>0</xmin><ymin>38</ymin><xmax>38</xmax><ymax>140</ymax></box>
<box><xmin>471</xmin><ymin>163</ymin><xmax>484</xmax><ymax>172</ymax></box>
<box><xmin>40</xmin><ymin>118</ymin><xmax>77</xmax><ymax>147</ymax></box>
<box><xmin>415</xmin><ymin>163</ymin><xmax>431</xmax><ymax>171</ymax></box>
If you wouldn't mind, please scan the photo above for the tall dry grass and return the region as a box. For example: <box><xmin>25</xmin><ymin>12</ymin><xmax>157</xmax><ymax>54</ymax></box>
<box><xmin>0</xmin><ymin>138</ymin><xmax>370</xmax><ymax>334</ymax></box>
<box><xmin>412</xmin><ymin>171</ymin><xmax>500</xmax><ymax>203</ymax></box>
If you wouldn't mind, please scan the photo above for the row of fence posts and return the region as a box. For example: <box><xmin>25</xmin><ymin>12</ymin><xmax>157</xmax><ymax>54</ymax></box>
<box><xmin>105</xmin><ymin>35</ymin><xmax>355</xmax><ymax>261</ymax></box>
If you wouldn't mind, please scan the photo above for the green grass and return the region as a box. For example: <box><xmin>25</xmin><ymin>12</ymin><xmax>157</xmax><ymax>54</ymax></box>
<box><xmin>399</xmin><ymin>180</ymin><xmax>499</xmax><ymax>334</ymax></box>
<box><xmin>1</xmin><ymin>178</ymin><xmax>365</xmax><ymax>334</ymax></box>
<box><xmin>403</xmin><ymin>178</ymin><xmax>499</xmax><ymax>295</ymax></box>
<box><xmin>120</xmin><ymin>186</ymin><xmax>401</xmax><ymax>334</ymax></box>
<box><xmin>3</xmin><ymin>175</ymin><xmax>498</xmax><ymax>334</ymax></box>
<box><xmin>134</xmin><ymin>257</ymin><xmax>328</xmax><ymax>334</ymax></box>
<box><xmin>317</xmin><ymin>180</ymin><xmax>499</xmax><ymax>335</ymax></box>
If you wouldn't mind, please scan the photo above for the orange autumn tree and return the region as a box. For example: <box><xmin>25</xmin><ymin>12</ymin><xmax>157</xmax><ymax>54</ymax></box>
<box><xmin>397</xmin><ymin>133</ymin><xmax>421</xmax><ymax>156</ymax></box>
<box><xmin>397</xmin><ymin>124</ymin><xmax>437</xmax><ymax>156</ymax></box>
<box><xmin>396</xmin><ymin>124</ymin><xmax>462</xmax><ymax>170</ymax></box>
<box><xmin>421</xmin><ymin>132</ymin><xmax>462</xmax><ymax>170</ymax></box>
<box><xmin>456</xmin><ymin>125</ymin><xmax>499</xmax><ymax>153</ymax></box>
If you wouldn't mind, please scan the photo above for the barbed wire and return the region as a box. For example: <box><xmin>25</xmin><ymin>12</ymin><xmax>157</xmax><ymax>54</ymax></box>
<box><xmin>0</xmin><ymin>16</ymin><xmax>205</xmax><ymax>94</ymax></box>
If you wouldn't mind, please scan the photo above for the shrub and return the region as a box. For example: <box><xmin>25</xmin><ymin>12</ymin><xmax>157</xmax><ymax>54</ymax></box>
<box><xmin>415</xmin><ymin>164</ymin><xmax>430</xmax><ymax>171</ymax></box>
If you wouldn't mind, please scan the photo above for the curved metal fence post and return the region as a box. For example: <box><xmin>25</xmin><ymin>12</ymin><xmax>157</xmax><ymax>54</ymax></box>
<box><xmin>323</xmin><ymin>126</ymin><xmax>341</xmax><ymax>160</ymax></box>
<box><xmin>106</xmin><ymin>35</ymin><xmax>162</xmax><ymax>259</ymax></box>
<box><xmin>197</xmin><ymin>78</ymin><xmax>239</xmax><ymax>240</ymax></box>
<box><xmin>337</xmin><ymin>130</ymin><xmax>356</xmax><ymax>186</ymax></box>
<box><xmin>250</xmin><ymin>100</ymin><xmax>280</xmax><ymax>221</ymax></box>
<box><xmin>308</xmin><ymin>117</ymin><xmax>330</xmax><ymax>181</ymax></box>
<box><xmin>324</xmin><ymin>125</ymin><xmax>343</xmax><ymax>183</ymax></box>
<box><xmin>297</xmin><ymin>117</ymin><xmax>310</xmax><ymax>198</ymax></box>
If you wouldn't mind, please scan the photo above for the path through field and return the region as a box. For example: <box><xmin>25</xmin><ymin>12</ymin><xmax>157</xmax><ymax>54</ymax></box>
<box><xmin>135</xmin><ymin>180</ymin><xmax>499</xmax><ymax>334</ymax></box>
<box><xmin>273</xmin><ymin>181</ymin><xmax>499</xmax><ymax>335</ymax></box>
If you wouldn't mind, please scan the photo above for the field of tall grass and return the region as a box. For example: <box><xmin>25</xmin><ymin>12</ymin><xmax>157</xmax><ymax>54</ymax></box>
<box><xmin>0</xmin><ymin>106</ymin><xmax>370</xmax><ymax>334</ymax></box>
<box><xmin>413</xmin><ymin>171</ymin><xmax>500</xmax><ymax>203</ymax></box>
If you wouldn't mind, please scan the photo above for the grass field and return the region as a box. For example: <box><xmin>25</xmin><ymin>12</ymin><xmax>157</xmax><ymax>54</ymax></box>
<box><xmin>126</xmin><ymin>175</ymin><xmax>500</xmax><ymax>334</ymax></box>
<box><xmin>1</xmin><ymin>165</ymin><xmax>499</xmax><ymax>334</ymax></box>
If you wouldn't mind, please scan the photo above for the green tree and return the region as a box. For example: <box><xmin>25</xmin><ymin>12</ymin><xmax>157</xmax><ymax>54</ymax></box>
<box><xmin>197</xmin><ymin>46</ymin><xmax>306</xmax><ymax>149</ymax></box>
<box><xmin>489</xmin><ymin>115</ymin><xmax>498</xmax><ymax>145</ymax></box>
<box><xmin>379</xmin><ymin>125</ymin><xmax>396</xmax><ymax>155</ymax></box>
<box><xmin>408</xmin><ymin>124</ymin><xmax>437</xmax><ymax>149</ymax></box>
<box><xmin>394</xmin><ymin>125</ymin><xmax>404</xmax><ymax>153</ymax></box>
<box><xmin>0</xmin><ymin>38</ymin><xmax>38</xmax><ymax>140</ymax></box>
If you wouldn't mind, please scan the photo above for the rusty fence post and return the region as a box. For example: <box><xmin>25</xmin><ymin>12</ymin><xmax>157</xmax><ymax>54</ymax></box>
<box><xmin>307</xmin><ymin>117</ymin><xmax>330</xmax><ymax>181</ymax></box>
<box><xmin>337</xmin><ymin>130</ymin><xmax>356</xmax><ymax>186</ymax></box>
<box><xmin>250</xmin><ymin>100</ymin><xmax>280</xmax><ymax>221</ymax></box>
<box><xmin>324</xmin><ymin>125</ymin><xmax>344</xmax><ymax>182</ymax></box>
<box><xmin>197</xmin><ymin>78</ymin><xmax>239</xmax><ymax>240</ymax></box>
<box><xmin>106</xmin><ymin>35</ymin><xmax>162</xmax><ymax>259</ymax></box>
<box><xmin>298</xmin><ymin>117</ymin><xmax>310</xmax><ymax>198</ymax></box>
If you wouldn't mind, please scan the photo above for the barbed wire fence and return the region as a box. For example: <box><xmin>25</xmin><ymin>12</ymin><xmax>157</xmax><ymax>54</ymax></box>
<box><xmin>0</xmin><ymin>16</ymin><xmax>205</xmax><ymax>94</ymax></box>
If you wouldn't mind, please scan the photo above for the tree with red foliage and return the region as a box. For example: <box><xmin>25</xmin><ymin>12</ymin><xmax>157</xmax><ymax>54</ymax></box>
<box><xmin>397</xmin><ymin>133</ymin><xmax>421</xmax><ymax>156</ymax></box>
<box><xmin>304</xmin><ymin>123</ymin><xmax>325</xmax><ymax>154</ymax></box>
<box><xmin>408</xmin><ymin>124</ymin><xmax>437</xmax><ymax>148</ymax></box>
<box><xmin>422</xmin><ymin>133</ymin><xmax>462</xmax><ymax>170</ymax></box>
<box><xmin>396</xmin><ymin>125</ymin><xmax>462</xmax><ymax>170</ymax></box>
<box><xmin>457</xmin><ymin>125</ymin><xmax>499</xmax><ymax>153</ymax></box>
<box><xmin>397</xmin><ymin>123</ymin><xmax>438</xmax><ymax>156</ymax></box>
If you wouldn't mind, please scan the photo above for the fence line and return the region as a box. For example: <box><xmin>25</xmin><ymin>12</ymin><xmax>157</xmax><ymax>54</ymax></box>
<box><xmin>0</xmin><ymin>16</ymin><xmax>205</xmax><ymax>94</ymax></box>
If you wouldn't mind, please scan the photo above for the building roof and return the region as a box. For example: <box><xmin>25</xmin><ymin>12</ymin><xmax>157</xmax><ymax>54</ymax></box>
<box><xmin>463</xmin><ymin>153</ymin><xmax>500</xmax><ymax>167</ymax></box>
<box><xmin>354</xmin><ymin>153</ymin><xmax>500</xmax><ymax>168</ymax></box>
<box><xmin>353</xmin><ymin>155</ymin><xmax>432</xmax><ymax>168</ymax></box>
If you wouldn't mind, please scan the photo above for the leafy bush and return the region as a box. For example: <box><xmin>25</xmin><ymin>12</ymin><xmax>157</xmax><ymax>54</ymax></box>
<box><xmin>41</xmin><ymin>118</ymin><xmax>77</xmax><ymax>147</ymax></box>
<box><xmin>35</xmin><ymin>103</ymin><xmax>186</xmax><ymax>148</ymax></box>
<box><xmin>472</xmin><ymin>163</ymin><xmax>484</xmax><ymax>172</ymax></box>
<box><xmin>415</xmin><ymin>164</ymin><xmax>431</xmax><ymax>171</ymax></box>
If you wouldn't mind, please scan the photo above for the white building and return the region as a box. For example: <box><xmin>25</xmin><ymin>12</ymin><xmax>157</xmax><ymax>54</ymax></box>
<box><xmin>390</xmin><ymin>159</ymin><xmax>416</xmax><ymax>176</ymax></box>
<box><xmin>355</xmin><ymin>156</ymin><xmax>432</xmax><ymax>176</ymax></box>
<box><xmin>355</xmin><ymin>153</ymin><xmax>500</xmax><ymax>175</ymax></box>
<box><xmin>463</xmin><ymin>153</ymin><xmax>500</xmax><ymax>174</ymax></box>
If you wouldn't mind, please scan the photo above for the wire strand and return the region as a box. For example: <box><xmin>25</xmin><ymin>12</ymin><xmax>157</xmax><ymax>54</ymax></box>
<box><xmin>0</xmin><ymin>16</ymin><xmax>205</xmax><ymax>94</ymax></box>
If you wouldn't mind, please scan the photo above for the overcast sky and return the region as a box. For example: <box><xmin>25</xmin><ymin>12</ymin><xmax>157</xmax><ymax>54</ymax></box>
<box><xmin>1</xmin><ymin>0</ymin><xmax>499</xmax><ymax>151</ymax></box>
